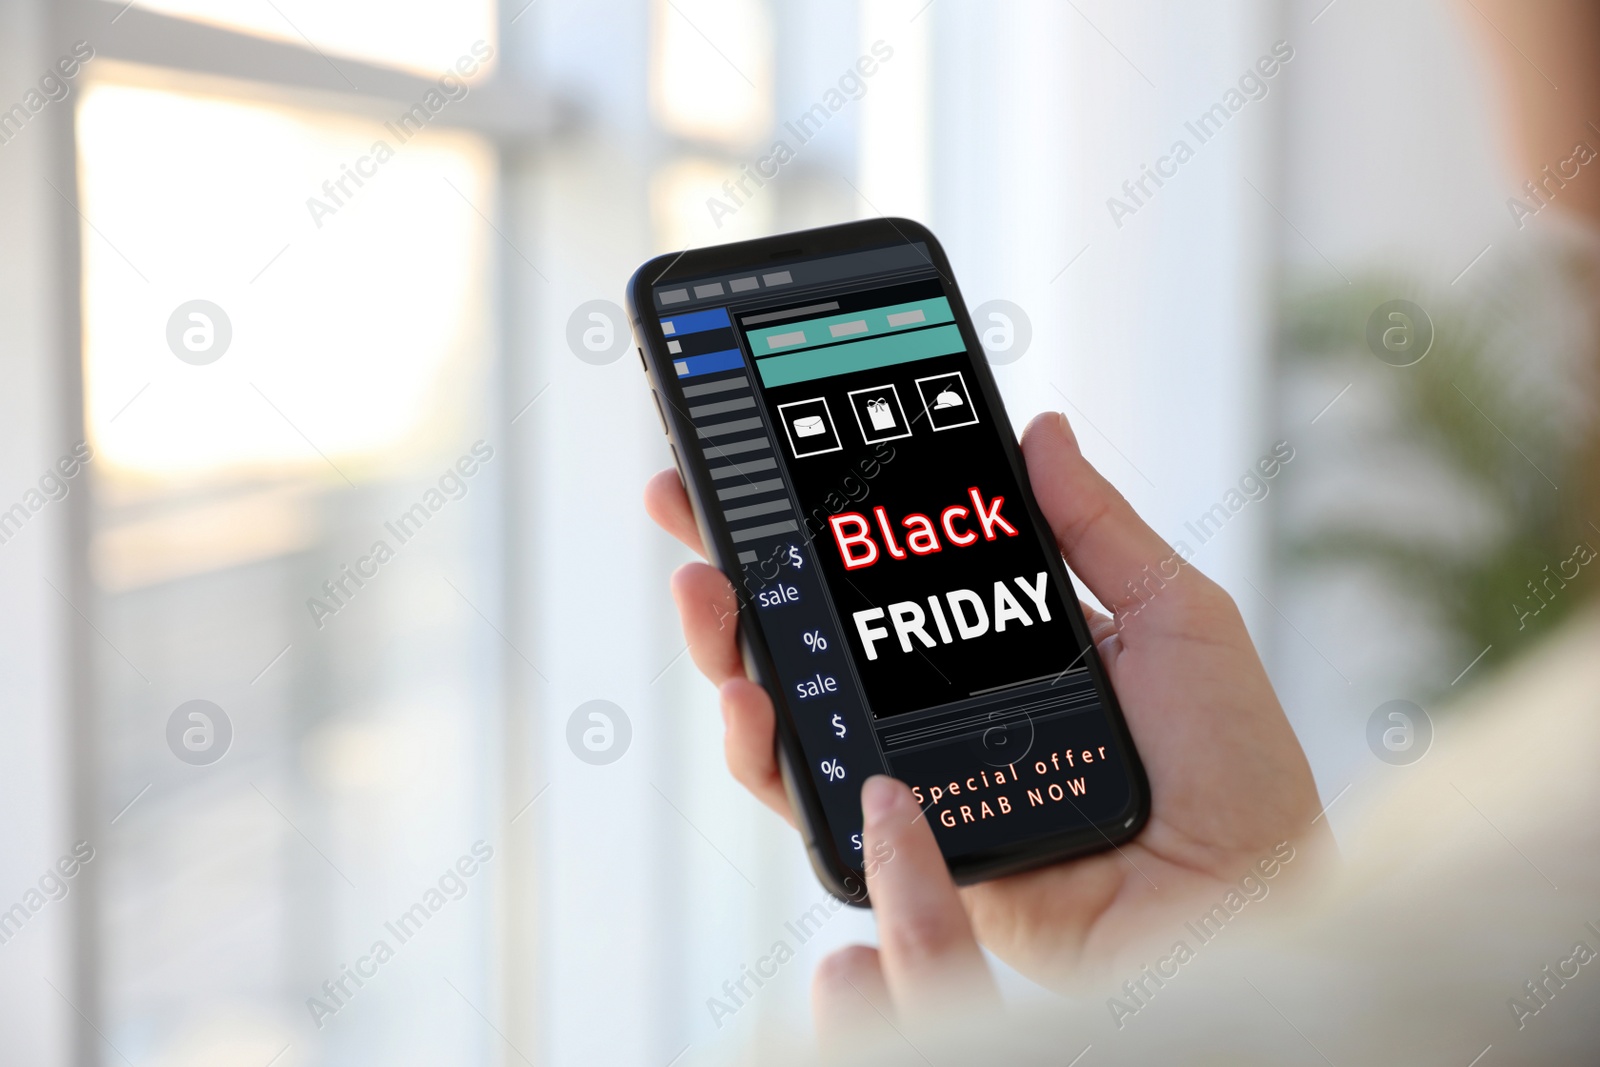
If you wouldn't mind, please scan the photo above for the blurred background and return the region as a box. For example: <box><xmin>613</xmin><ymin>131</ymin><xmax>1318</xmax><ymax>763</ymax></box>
<box><xmin>0</xmin><ymin>0</ymin><xmax>1592</xmax><ymax>1063</ymax></box>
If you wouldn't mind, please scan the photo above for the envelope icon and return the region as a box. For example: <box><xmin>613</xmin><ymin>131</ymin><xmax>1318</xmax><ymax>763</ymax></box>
<box><xmin>792</xmin><ymin>414</ymin><xmax>827</xmax><ymax>438</ymax></box>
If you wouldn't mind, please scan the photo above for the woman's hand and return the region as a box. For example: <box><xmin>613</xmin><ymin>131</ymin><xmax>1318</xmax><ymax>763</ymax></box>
<box><xmin>645</xmin><ymin>410</ymin><xmax>1329</xmax><ymax>1009</ymax></box>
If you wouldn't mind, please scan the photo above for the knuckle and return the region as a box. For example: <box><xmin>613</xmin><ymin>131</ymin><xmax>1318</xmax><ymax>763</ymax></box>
<box><xmin>881</xmin><ymin>910</ymin><xmax>962</xmax><ymax>963</ymax></box>
<box><xmin>817</xmin><ymin>943</ymin><xmax>876</xmax><ymax>981</ymax></box>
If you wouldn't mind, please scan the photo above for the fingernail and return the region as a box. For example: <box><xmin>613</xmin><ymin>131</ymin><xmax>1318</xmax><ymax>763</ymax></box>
<box><xmin>861</xmin><ymin>775</ymin><xmax>901</xmax><ymax>825</ymax></box>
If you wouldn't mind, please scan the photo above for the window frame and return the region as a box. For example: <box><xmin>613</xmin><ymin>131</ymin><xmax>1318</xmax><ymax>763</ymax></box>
<box><xmin>46</xmin><ymin>2</ymin><xmax>548</xmax><ymax>1062</ymax></box>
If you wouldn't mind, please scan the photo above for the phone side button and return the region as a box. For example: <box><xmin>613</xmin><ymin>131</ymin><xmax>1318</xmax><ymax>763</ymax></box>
<box><xmin>651</xmin><ymin>390</ymin><xmax>669</xmax><ymax>435</ymax></box>
<box><xmin>638</xmin><ymin>347</ymin><xmax>647</xmax><ymax>372</ymax></box>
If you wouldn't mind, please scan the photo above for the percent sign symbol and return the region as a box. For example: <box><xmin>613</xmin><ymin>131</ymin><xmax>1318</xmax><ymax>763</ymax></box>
<box><xmin>803</xmin><ymin>630</ymin><xmax>828</xmax><ymax>652</ymax></box>
<box><xmin>819</xmin><ymin>758</ymin><xmax>845</xmax><ymax>782</ymax></box>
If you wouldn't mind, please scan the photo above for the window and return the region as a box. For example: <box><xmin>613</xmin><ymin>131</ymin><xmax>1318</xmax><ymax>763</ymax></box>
<box><xmin>70</xmin><ymin>17</ymin><xmax>508</xmax><ymax>1067</ymax></box>
<box><xmin>129</xmin><ymin>0</ymin><xmax>497</xmax><ymax>77</ymax></box>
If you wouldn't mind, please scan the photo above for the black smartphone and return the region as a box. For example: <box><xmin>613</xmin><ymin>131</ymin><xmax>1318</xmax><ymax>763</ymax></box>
<box><xmin>626</xmin><ymin>218</ymin><xmax>1149</xmax><ymax>903</ymax></box>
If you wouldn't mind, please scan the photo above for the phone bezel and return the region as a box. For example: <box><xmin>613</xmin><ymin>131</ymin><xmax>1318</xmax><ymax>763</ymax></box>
<box><xmin>626</xmin><ymin>218</ymin><xmax>1151</xmax><ymax>904</ymax></box>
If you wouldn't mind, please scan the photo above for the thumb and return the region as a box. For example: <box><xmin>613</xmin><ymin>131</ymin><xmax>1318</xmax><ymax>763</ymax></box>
<box><xmin>1019</xmin><ymin>411</ymin><xmax>1187</xmax><ymax>618</ymax></box>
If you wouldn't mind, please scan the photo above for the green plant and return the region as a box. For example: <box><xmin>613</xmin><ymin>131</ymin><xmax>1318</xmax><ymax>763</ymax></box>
<box><xmin>1279</xmin><ymin>253</ymin><xmax>1600</xmax><ymax>695</ymax></box>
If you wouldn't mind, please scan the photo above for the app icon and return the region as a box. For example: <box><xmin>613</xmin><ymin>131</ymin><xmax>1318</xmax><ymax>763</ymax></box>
<box><xmin>914</xmin><ymin>372</ymin><xmax>979</xmax><ymax>431</ymax></box>
<box><xmin>846</xmin><ymin>383</ymin><xmax>913</xmax><ymax>443</ymax></box>
<box><xmin>777</xmin><ymin>397</ymin><xmax>843</xmax><ymax>458</ymax></box>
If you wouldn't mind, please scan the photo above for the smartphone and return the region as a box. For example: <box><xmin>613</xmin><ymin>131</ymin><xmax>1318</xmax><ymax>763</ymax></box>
<box><xmin>626</xmin><ymin>218</ymin><xmax>1149</xmax><ymax>903</ymax></box>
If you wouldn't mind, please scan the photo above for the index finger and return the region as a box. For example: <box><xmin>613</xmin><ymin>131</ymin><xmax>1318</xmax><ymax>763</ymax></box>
<box><xmin>644</xmin><ymin>467</ymin><xmax>706</xmax><ymax>557</ymax></box>
<box><xmin>859</xmin><ymin>776</ymin><xmax>998</xmax><ymax>1021</ymax></box>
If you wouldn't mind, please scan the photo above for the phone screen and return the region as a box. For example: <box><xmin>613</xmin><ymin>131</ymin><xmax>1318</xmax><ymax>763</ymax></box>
<box><xmin>648</xmin><ymin>239</ymin><xmax>1140</xmax><ymax>874</ymax></box>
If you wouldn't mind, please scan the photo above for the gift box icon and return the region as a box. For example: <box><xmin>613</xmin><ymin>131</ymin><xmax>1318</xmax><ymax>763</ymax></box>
<box><xmin>847</xmin><ymin>384</ymin><xmax>913</xmax><ymax>443</ymax></box>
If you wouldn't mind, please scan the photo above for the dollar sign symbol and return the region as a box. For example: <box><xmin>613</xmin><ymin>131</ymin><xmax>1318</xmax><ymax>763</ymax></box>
<box><xmin>788</xmin><ymin>544</ymin><xmax>803</xmax><ymax>569</ymax></box>
<box><xmin>831</xmin><ymin>713</ymin><xmax>846</xmax><ymax>739</ymax></box>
